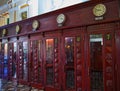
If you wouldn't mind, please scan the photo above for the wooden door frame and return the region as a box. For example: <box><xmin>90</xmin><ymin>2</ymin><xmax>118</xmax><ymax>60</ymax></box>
<box><xmin>61</xmin><ymin>28</ymin><xmax>85</xmax><ymax>91</ymax></box>
<box><xmin>1</xmin><ymin>39</ymin><xmax>9</xmax><ymax>80</ymax></box>
<box><xmin>43</xmin><ymin>31</ymin><xmax>61</xmax><ymax>91</ymax></box>
<box><xmin>86</xmin><ymin>29</ymin><xmax>116</xmax><ymax>91</ymax></box>
<box><xmin>28</xmin><ymin>34</ymin><xmax>44</xmax><ymax>89</ymax></box>
<box><xmin>8</xmin><ymin>37</ymin><xmax>18</xmax><ymax>81</ymax></box>
<box><xmin>17</xmin><ymin>36</ymin><xmax>29</xmax><ymax>85</ymax></box>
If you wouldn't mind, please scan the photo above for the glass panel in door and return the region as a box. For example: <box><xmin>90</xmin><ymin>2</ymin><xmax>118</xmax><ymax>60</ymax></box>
<box><xmin>45</xmin><ymin>38</ymin><xmax>59</xmax><ymax>88</ymax></box>
<box><xmin>63</xmin><ymin>36</ymin><xmax>84</xmax><ymax>91</ymax></box>
<box><xmin>8</xmin><ymin>42</ymin><xmax>17</xmax><ymax>79</ymax></box>
<box><xmin>45</xmin><ymin>39</ymin><xmax>54</xmax><ymax>85</ymax></box>
<box><xmin>18</xmin><ymin>41</ymin><xmax>28</xmax><ymax>81</ymax></box>
<box><xmin>30</xmin><ymin>40</ymin><xmax>42</xmax><ymax>83</ymax></box>
<box><xmin>13</xmin><ymin>42</ymin><xmax>17</xmax><ymax>78</ymax></box>
<box><xmin>3</xmin><ymin>43</ymin><xmax>8</xmax><ymax>79</ymax></box>
<box><xmin>23</xmin><ymin>41</ymin><xmax>28</xmax><ymax>80</ymax></box>
<box><xmin>65</xmin><ymin>37</ymin><xmax>75</xmax><ymax>88</ymax></box>
<box><xmin>89</xmin><ymin>34</ymin><xmax>104</xmax><ymax>91</ymax></box>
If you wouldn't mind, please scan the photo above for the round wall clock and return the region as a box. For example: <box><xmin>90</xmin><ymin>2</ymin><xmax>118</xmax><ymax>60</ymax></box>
<box><xmin>93</xmin><ymin>4</ymin><xmax>106</xmax><ymax>17</ymax></box>
<box><xmin>32</xmin><ymin>20</ymin><xmax>40</xmax><ymax>30</ymax></box>
<box><xmin>2</xmin><ymin>29</ymin><xmax>7</xmax><ymax>36</ymax></box>
<box><xmin>16</xmin><ymin>25</ymin><xmax>21</xmax><ymax>34</ymax></box>
<box><xmin>56</xmin><ymin>14</ymin><xmax>66</xmax><ymax>24</ymax></box>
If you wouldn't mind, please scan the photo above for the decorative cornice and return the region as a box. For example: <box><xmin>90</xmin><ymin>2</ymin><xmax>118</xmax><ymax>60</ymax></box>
<box><xmin>20</xmin><ymin>4</ymin><xmax>29</xmax><ymax>9</ymax></box>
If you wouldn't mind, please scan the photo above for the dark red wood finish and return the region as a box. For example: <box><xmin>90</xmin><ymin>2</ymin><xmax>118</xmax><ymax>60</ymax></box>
<box><xmin>87</xmin><ymin>24</ymin><xmax>117</xmax><ymax>91</ymax></box>
<box><xmin>115</xmin><ymin>23</ymin><xmax>120</xmax><ymax>91</ymax></box>
<box><xmin>17</xmin><ymin>36</ymin><xmax>29</xmax><ymax>85</ymax></box>
<box><xmin>29</xmin><ymin>34</ymin><xmax>44</xmax><ymax>89</ymax></box>
<box><xmin>8</xmin><ymin>37</ymin><xmax>18</xmax><ymax>81</ymax></box>
<box><xmin>0</xmin><ymin>0</ymin><xmax>120</xmax><ymax>91</ymax></box>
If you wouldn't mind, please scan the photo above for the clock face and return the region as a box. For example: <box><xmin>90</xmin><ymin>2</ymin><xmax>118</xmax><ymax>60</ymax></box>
<box><xmin>57</xmin><ymin>14</ymin><xmax>66</xmax><ymax>24</ymax></box>
<box><xmin>2</xmin><ymin>29</ymin><xmax>7</xmax><ymax>36</ymax></box>
<box><xmin>93</xmin><ymin>4</ymin><xmax>106</xmax><ymax>17</ymax></box>
<box><xmin>16</xmin><ymin>25</ymin><xmax>21</xmax><ymax>34</ymax></box>
<box><xmin>32</xmin><ymin>20</ymin><xmax>39</xmax><ymax>30</ymax></box>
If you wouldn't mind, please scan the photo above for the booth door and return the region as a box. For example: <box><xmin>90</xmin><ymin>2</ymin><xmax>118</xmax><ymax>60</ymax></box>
<box><xmin>29</xmin><ymin>39</ymin><xmax>43</xmax><ymax>88</ymax></box>
<box><xmin>1</xmin><ymin>43</ymin><xmax>8</xmax><ymax>79</ymax></box>
<box><xmin>18</xmin><ymin>41</ymin><xmax>29</xmax><ymax>84</ymax></box>
<box><xmin>44</xmin><ymin>37</ymin><xmax>60</xmax><ymax>91</ymax></box>
<box><xmin>88</xmin><ymin>32</ymin><xmax>115</xmax><ymax>91</ymax></box>
<box><xmin>62</xmin><ymin>34</ymin><xmax>85</xmax><ymax>91</ymax></box>
<box><xmin>8</xmin><ymin>42</ymin><xmax>17</xmax><ymax>80</ymax></box>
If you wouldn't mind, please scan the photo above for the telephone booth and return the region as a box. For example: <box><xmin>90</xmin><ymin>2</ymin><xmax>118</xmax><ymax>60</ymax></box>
<box><xmin>29</xmin><ymin>34</ymin><xmax>44</xmax><ymax>89</ymax></box>
<box><xmin>43</xmin><ymin>31</ymin><xmax>61</xmax><ymax>91</ymax></box>
<box><xmin>60</xmin><ymin>28</ymin><xmax>85</xmax><ymax>91</ymax></box>
<box><xmin>1</xmin><ymin>39</ymin><xmax>9</xmax><ymax>79</ymax></box>
<box><xmin>40</xmin><ymin>28</ymin><xmax>86</xmax><ymax>91</ymax></box>
<box><xmin>87</xmin><ymin>27</ymin><xmax>116</xmax><ymax>91</ymax></box>
<box><xmin>8</xmin><ymin>37</ymin><xmax>17</xmax><ymax>81</ymax></box>
<box><xmin>0</xmin><ymin>0</ymin><xmax>119</xmax><ymax>91</ymax></box>
<box><xmin>17</xmin><ymin>36</ymin><xmax>29</xmax><ymax>85</ymax></box>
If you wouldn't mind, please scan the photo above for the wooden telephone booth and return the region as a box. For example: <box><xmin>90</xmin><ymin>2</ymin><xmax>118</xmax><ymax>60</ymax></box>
<box><xmin>17</xmin><ymin>36</ymin><xmax>29</xmax><ymax>85</ymax></box>
<box><xmin>29</xmin><ymin>34</ymin><xmax>43</xmax><ymax>89</ymax></box>
<box><xmin>0</xmin><ymin>39</ymin><xmax>9</xmax><ymax>80</ymax></box>
<box><xmin>0</xmin><ymin>0</ymin><xmax>120</xmax><ymax>91</ymax></box>
<box><xmin>8</xmin><ymin>38</ymin><xmax>17</xmax><ymax>81</ymax></box>
<box><xmin>29</xmin><ymin>29</ymin><xmax>85</xmax><ymax>91</ymax></box>
<box><xmin>0</xmin><ymin>36</ymin><xmax>29</xmax><ymax>84</ymax></box>
<box><xmin>87</xmin><ymin>27</ymin><xmax>116</xmax><ymax>91</ymax></box>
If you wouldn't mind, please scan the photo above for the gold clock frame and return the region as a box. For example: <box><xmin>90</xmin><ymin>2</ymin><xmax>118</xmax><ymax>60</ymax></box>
<box><xmin>32</xmin><ymin>20</ymin><xmax>40</xmax><ymax>30</ymax></box>
<box><xmin>56</xmin><ymin>14</ymin><xmax>66</xmax><ymax>27</ymax></box>
<box><xmin>2</xmin><ymin>29</ymin><xmax>7</xmax><ymax>37</ymax></box>
<box><xmin>16</xmin><ymin>25</ymin><xmax>21</xmax><ymax>34</ymax></box>
<box><xmin>93</xmin><ymin>4</ymin><xmax>106</xmax><ymax>17</ymax></box>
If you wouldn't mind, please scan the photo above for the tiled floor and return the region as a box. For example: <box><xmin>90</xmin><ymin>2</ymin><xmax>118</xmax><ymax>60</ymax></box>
<box><xmin>0</xmin><ymin>79</ymin><xmax>43</xmax><ymax>91</ymax></box>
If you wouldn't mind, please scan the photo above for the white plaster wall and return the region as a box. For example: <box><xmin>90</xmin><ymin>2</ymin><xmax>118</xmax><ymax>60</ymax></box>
<box><xmin>38</xmin><ymin>0</ymin><xmax>89</xmax><ymax>15</ymax></box>
<box><xmin>8</xmin><ymin>0</ymin><xmax>28</xmax><ymax>23</ymax></box>
<box><xmin>28</xmin><ymin>0</ymin><xmax>38</xmax><ymax>18</ymax></box>
<box><xmin>38</xmin><ymin>0</ymin><xmax>53</xmax><ymax>15</ymax></box>
<box><xmin>15</xmin><ymin>0</ymin><xmax>38</xmax><ymax>21</ymax></box>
